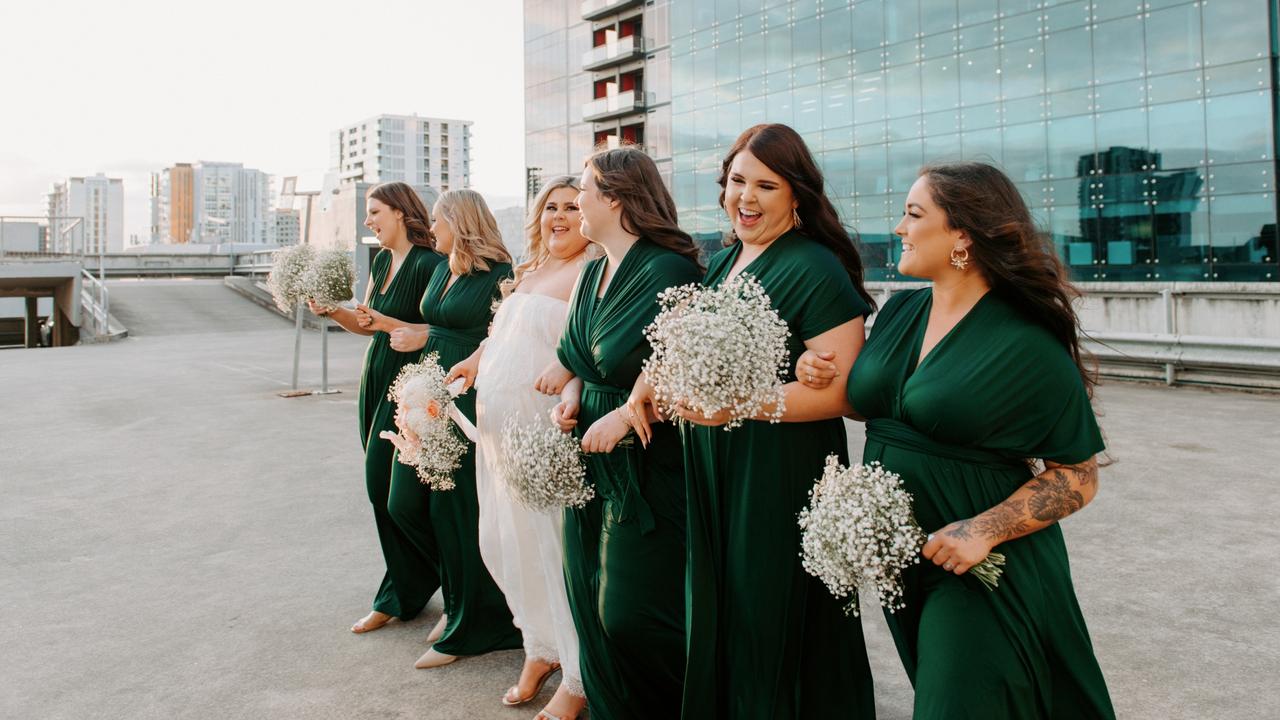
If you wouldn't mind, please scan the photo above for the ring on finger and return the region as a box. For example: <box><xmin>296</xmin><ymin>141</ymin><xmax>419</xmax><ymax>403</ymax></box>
<box><xmin>943</xmin><ymin>562</ymin><xmax>956</xmax><ymax>571</ymax></box>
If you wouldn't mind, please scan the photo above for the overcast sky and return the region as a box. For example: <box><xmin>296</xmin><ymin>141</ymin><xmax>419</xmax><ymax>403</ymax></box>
<box><xmin>0</xmin><ymin>0</ymin><xmax>526</xmax><ymax>242</ymax></box>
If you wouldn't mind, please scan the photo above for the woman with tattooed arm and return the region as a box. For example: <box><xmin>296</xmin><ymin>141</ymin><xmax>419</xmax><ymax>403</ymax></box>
<box><xmin>797</xmin><ymin>162</ymin><xmax>1114</xmax><ymax>719</ymax></box>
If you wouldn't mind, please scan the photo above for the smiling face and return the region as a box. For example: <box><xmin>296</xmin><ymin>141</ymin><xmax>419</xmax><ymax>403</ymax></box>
<box><xmin>723</xmin><ymin>149</ymin><xmax>798</xmax><ymax>246</ymax></box>
<box><xmin>364</xmin><ymin>197</ymin><xmax>404</xmax><ymax>248</ymax></box>
<box><xmin>541</xmin><ymin>186</ymin><xmax>587</xmax><ymax>260</ymax></box>
<box><xmin>576</xmin><ymin>166</ymin><xmax>617</xmax><ymax>243</ymax></box>
<box><xmin>894</xmin><ymin>175</ymin><xmax>969</xmax><ymax>280</ymax></box>
<box><xmin>429</xmin><ymin>201</ymin><xmax>455</xmax><ymax>255</ymax></box>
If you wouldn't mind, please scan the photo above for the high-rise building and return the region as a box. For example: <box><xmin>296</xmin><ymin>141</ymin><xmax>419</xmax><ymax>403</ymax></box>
<box><xmin>332</xmin><ymin>114</ymin><xmax>472</xmax><ymax>192</ymax></box>
<box><xmin>150</xmin><ymin>163</ymin><xmax>196</xmax><ymax>244</ymax></box>
<box><xmin>269</xmin><ymin>208</ymin><xmax>301</xmax><ymax>246</ymax></box>
<box><xmin>525</xmin><ymin>0</ymin><xmax>673</xmax><ymax>194</ymax></box>
<box><xmin>47</xmin><ymin>174</ymin><xmax>124</xmax><ymax>254</ymax></box>
<box><xmin>189</xmin><ymin>161</ymin><xmax>271</xmax><ymax>245</ymax></box>
<box><xmin>525</xmin><ymin>0</ymin><xmax>1279</xmax><ymax>282</ymax></box>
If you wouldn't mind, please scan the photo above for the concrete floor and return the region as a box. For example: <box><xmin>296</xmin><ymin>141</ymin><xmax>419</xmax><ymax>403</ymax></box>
<box><xmin>2</xmin><ymin>279</ymin><xmax>1277</xmax><ymax>719</ymax></box>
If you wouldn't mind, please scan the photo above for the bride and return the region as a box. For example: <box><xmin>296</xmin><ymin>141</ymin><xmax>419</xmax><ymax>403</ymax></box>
<box><xmin>446</xmin><ymin>176</ymin><xmax>589</xmax><ymax>720</ymax></box>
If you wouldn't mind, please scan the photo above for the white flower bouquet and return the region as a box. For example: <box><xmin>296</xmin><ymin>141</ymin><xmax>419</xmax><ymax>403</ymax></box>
<box><xmin>642</xmin><ymin>273</ymin><xmax>790</xmax><ymax>430</ymax></box>
<box><xmin>499</xmin><ymin>416</ymin><xmax>594</xmax><ymax>511</ymax></box>
<box><xmin>379</xmin><ymin>353</ymin><xmax>470</xmax><ymax>490</ymax></box>
<box><xmin>798</xmin><ymin>456</ymin><xmax>1005</xmax><ymax>616</ymax></box>
<box><xmin>300</xmin><ymin>248</ymin><xmax>355</xmax><ymax>310</ymax></box>
<box><xmin>266</xmin><ymin>243</ymin><xmax>316</xmax><ymax>313</ymax></box>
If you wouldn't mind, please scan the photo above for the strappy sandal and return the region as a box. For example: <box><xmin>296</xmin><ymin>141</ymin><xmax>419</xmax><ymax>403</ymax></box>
<box><xmin>501</xmin><ymin>662</ymin><xmax>561</xmax><ymax>706</ymax></box>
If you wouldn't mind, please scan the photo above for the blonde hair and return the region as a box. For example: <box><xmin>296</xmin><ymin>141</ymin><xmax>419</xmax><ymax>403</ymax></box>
<box><xmin>502</xmin><ymin>175</ymin><xmax>582</xmax><ymax>297</ymax></box>
<box><xmin>435</xmin><ymin>189</ymin><xmax>512</xmax><ymax>276</ymax></box>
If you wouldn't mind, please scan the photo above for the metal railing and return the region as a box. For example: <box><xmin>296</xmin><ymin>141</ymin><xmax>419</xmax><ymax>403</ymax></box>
<box><xmin>79</xmin><ymin>268</ymin><xmax>110</xmax><ymax>336</ymax></box>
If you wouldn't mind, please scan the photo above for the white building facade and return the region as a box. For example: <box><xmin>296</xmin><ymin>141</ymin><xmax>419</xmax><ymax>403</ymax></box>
<box><xmin>47</xmin><ymin>174</ymin><xmax>124</xmax><ymax>254</ymax></box>
<box><xmin>191</xmin><ymin>162</ymin><xmax>270</xmax><ymax>245</ymax></box>
<box><xmin>332</xmin><ymin>114</ymin><xmax>472</xmax><ymax>192</ymax></box>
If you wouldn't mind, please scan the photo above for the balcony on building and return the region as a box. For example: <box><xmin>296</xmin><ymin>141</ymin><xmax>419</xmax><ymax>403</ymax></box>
<box><xmin>580</xmin><ymin>0</ymin><xmax>641</xmax><ymax>21</ymax></box>
<box><xmin>582</xmin><ymin>72</ymin><xmax>645</xmax><ymax>122</ymax></box>
<box><xmin>582</xmin><ymin>22</ymin><xmax>643</xmax><ymax>71</ymax></box>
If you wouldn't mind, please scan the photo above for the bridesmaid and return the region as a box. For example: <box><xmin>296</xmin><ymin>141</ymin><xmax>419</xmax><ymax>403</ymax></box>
<box><xmin>627</xmin><ymin>124</ymin><xmax>878</xmax><ymax>719</ymax></box>
<box><xmin>445</xmin><ymin>176</ymin><xmax>590</xmax><ymax>720</ymax></box>
<box><xmin>548</xmin><ymin>146</ymin><xmax>702</xmax><ymax>720</ymax></box>
<box><xmin>307</xmin><ymin>182</ymin><xmax>445</xmax><ymax>636</ymax></box>
<box><xmin>387</xmin><ymin>188</ymin><xmax>523</xmax><ymax>670</ymax></box>
<box><xmin>798</xmin><ymin>162</ymin><xmax>1115</xmax><ymax>718</ymax></box>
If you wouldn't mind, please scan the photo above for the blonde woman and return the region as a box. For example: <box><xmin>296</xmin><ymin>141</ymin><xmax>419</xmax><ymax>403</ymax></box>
<box><xmin>447</xmin><ymin>177</ymin><xmax>590</xmax><ymax>720</ymax></box>
<box><xmin>387</xmin><ymin>189</ymin><xmax>522</xmax><ymax>669</ymax></box>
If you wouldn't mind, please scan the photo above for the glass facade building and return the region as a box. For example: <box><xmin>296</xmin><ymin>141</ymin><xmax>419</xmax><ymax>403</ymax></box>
<box><xmin>665</xmin><ymin>0</ymin><xmax>1279</xmax><ymax>281</ymax></box>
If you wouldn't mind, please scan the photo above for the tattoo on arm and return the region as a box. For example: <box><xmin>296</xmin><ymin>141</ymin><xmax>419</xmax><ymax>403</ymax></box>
<box><xmin>1027</xmin><ymin>469</ymin><xmax>1086</xmax><ymax>522</ymax></box>
<box><xmin>973</xmin><ymin>499</ymin><xmax>1029</xmax><ymax>542</ymax></box>
<box><xmin>944</xmin><ymin>519</ymin><xmax>973</xmax><ymax>540</ymax></box>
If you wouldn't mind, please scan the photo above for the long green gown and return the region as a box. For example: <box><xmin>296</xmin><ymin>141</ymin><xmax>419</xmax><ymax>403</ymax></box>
<box><xmin>556</xmin><ymin>239</ymin><xmax>702</xmax><ymax>720</ymax></box>
<box><xmin>387</xmin><ymin>258</ymin><xmax>522</xmax><ymax>656</ymax></box>
<box><xmin>847</xmin><ymin>288</ymin><xmax>1115</xmax><ymax>719</ymax></box>
<box><xmin>359</xmin><ymin>245</ymin><xmax>446</xmax><ymax>620</ymax></box>
<box><xmin>681</xmin><ymin>230</ymin><xmax>877</xmax><ymax>720</ymax></box>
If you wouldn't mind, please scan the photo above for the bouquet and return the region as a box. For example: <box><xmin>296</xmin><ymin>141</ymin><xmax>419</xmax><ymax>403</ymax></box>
<box><xmin>499</xmin><ymin>415</ymin><xmax>594</xmax><ymax>511</ymax></box>
<box><xmin>266</xmin><ymin>244</ymin><xmax>316</xmax><ymax>313</ymax></box>
<box><xmin>379</xmin><ymin>354</ymin><xmax>471</xmax><ymax>490</ymax></box>
<box><xmin>642</xmin><ymin>273</ymin><xmax>790</xmax><ymax>430</ymax></box>
<box><xmin>300</xmin><ymin>247</ymin><xmax>355</xmax><ymax>310</ymax></box>
<box><xmin>798</xmin><ymin>456</ymin><xmax>1005</xmax><ymax>616</ymax></box>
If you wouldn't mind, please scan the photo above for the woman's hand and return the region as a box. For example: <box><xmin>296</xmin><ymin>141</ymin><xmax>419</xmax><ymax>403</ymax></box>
<box><xmin>388</xmin><ymin>327</ymin><xmax>427</xmax><ymax>353</ymax></box>
<box><xmin>581</xmin><ymin>407</ymin><xmax>632</xmax><ymax>454</ymax></box>
<box><xmin>354</xmin><ymin>302</ymin><xmax>392</xmax><ymax>332</ymax></box>
<box><xmin>446</xmin><ymin>349</ymin><xmax>483</xmax><ymax>392</ymax></box>
<box><xmin>534</xmin><ymin>361</ymin><xmax>574</xmax><ymax>395</ymax></box>
<box><xmin>306</xmin><ymin>298</ymin><xmax>332</xmax><ymax>317</ymax></box>
<box><xmin>674</xmin><ymin>404</ymin><xmax>733</xmax><ymax>427</ymax></box>
<box><xmin>796</xmin><ymin>349</ymin><xmax>838</xmax><ymax>389</ymax></box>
<box><xmin>623</xmin><ymin>373</ymin><xmax>663</xmax><ymax>448</ymax></box>
<box><xmin>922</xmin><ymin>520</ymin><xmax>997</xmax><ymax>576</ymax></box>
<box><xmin>551</xmin><ymin>396</ymin><xmax>580</xmax><ymax>433</ymax></box>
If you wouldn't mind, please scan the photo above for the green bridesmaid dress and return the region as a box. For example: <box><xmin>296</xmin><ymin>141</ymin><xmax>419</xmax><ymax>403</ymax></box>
<box><xmin>681</xmin><ymin>230</ymin><xmax>877</xmax><ymax>720</ymax></box>
<box><xmin>388</xmin><ymin>258</ymin><xmax>522</xmax><ymax>656</ymax></box>
<box><xmin>848</xmin><ymin>288</ymin><xmax>1115</xmax><ymax>719</ymax></box>
<box><xmin>556</xmin><ymin>239</ymin><xmax>702</xmax><ymax>720</ymax></box>
<box><xmin>359</xmin><ymin>245</ymin><xmax>446</xmax><ymax>621</ymax></box>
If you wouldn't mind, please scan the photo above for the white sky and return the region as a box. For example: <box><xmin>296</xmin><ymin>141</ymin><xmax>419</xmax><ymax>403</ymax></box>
<box><xmin>0</xmin><ymin>0</ymin><xmax>526</xmax><ymax>242</ymax></box>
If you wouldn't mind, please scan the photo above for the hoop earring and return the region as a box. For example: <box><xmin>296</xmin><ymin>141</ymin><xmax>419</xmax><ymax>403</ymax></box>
<box><xmin>950</xmin><ymin>246</ymin><xmax>970</xmax><ymax>271</ymax></box>
<box><xmin>791</xmin><ymin>208</ymin><xmax>803</xmax><ymax>230</ymax></box>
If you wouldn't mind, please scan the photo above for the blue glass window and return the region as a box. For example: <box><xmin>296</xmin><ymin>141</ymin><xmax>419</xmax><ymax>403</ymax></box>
<box><xmin>1145</xmin><ymin>4</ymin><xmax>1201</xmax><ymax>75</ymax></box>
<box><xmin>1206</xmin><ymin>91</ymin><xmax>1273</xmax><ymax>165</ymax></box>
<box><xmin>1202</xmin><ymin>0</ymin><xmax>1270</xmax><ymax>67</ymax></box>
<box><xmin>1147</xmin><ymin>98</ymin><xmax>1206</xmax><ymax>170</ymax></box>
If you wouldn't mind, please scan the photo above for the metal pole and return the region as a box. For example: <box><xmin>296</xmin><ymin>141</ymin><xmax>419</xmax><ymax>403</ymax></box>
<box><xmin>1161</xmin><ymin>288</ymin><xmax>1175</xmax><ymax>385</ymax></box>
<box><xmin>321</xmin><ymin>315</ymin><xmax>330</xmax><ymax>392</ymax></box>
<box><xmin>291</xmin><ymin>301</ymin><xmax>304</xmax><ymax>390</ymax></box>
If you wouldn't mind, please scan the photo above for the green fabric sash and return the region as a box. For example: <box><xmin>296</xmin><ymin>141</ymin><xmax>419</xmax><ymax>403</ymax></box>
<box><xmin>865</xmin><ymin>418</ymin><xmax>1025</xmax><ymax>471</ymax></box>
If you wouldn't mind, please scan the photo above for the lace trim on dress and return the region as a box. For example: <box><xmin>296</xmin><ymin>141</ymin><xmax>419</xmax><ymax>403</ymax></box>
<box><xmin>560</xmin><ymin>673</ymin><xmax>587</xmax><ymax>699</ymax></box>
<box><xmin>525</xmin><ymin>641</ymin><xmax>560</xmax><ymax>665</ymax></box>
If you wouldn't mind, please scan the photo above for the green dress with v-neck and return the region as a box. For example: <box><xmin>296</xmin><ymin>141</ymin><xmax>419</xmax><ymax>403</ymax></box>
<box><xmin>848</xmin><ymin>288</ymin><xmax>1114</xmax><ymax>719</ymax></box>
<box><xmin>360</xmin><ymin>245</ymin><xmax>445</xmax><ymax>620</ymax></box>
<box><xmin>556</xmin><ymin>239</ymin><xmax>702</xmax><ymax>720</ymax></box>
<box><xmin>681</xmin><ymin>230</ymin><xmax>877</xmax><ymax>720</ymax></box>
<box><xmin>387</xmin><ymin>258</ymin><xmax>522</xmax><ymax>656</ymax></box>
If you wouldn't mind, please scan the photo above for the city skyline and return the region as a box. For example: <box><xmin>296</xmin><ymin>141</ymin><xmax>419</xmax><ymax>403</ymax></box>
<box><xmin>0</xmin><ymin>0</ymin><xmax>526</xmax><ymax>244</ymax></box>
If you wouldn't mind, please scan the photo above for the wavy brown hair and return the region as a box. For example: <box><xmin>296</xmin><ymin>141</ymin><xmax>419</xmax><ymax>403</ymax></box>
<box><xmin>434</xmin><ymin>189</ymin><xmax>513</xmax><ymax>276</ymax></box>
<box><xmin>502</xmin><ymin>175</ymin><xmax>582</xmax><ymax>297</ymax></box>
<box><xmin>587</xmin><ymin>145</ymin><xmax>702</xmax><ymax>270</ymax></box>
<box><xmin>920</xmin><ymin>162</ymin><xmax>1097</xmax><ymax>397</ymax></box>
<box><xmin>719</xmin><ymin>124</ymin><xmax>875</xmax><ymax>311</ymax></box>
<box><xmin>366</xmin><ymin>182</ymin><xmax>435</xmax><ymax>248</ymax></box>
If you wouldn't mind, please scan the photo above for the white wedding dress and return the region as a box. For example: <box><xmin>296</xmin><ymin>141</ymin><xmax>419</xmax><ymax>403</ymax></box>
<box><xmin>474</xmin><ymin>291</ymin><xmax>583</xmax><ymax>698</ymax></box>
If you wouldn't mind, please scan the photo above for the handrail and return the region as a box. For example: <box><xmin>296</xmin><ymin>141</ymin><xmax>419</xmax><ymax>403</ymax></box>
<box><xmin>79</xmin><ymin>268</ymin><xmax>109</xmax><ymax>336</ymax></box>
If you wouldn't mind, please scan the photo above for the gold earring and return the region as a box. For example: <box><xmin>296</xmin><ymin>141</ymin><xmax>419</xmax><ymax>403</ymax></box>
<box><xmin>950</xmin><ymin>247</ymin><xmax>970</xmax><ymax>270</ymax></box>
<box><xmin>791</xmin><ymin>208</ymin><xmax>803</xmax><ymax>230</ymax></box>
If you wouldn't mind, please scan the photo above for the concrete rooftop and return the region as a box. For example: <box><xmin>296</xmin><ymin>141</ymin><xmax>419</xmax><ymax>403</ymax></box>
<box><xmin>1</xmin><ymin>279</ymin><xmax>1277</xmax><ymax>719</ymax></box>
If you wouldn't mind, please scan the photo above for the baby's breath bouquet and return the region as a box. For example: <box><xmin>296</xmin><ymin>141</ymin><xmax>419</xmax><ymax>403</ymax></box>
<box><xmin>379</xmin><ymin>353</ymin><xmax>469</xmax><ymax>490</ymax></box>
<box><xmin>266</xmin><ymin>243</ymin><xmax>316</xmax><ymax>313</ymax></box>
<box><xmin>500</xmin><ymin>416</ymin><xmax>594</xmax><ymax>511</ymax></box>
<box><xmin>643</xmin><ymin>273</ymin><xmax>790</xmax><ymax>430</ymax></box>
<box><xmin>300</xmin><ymin>248</ymin><xmax>355</xmax><ymax>310</ymax></box>
<box><xmin>798</xmin><ymin>456</ymin><xmax>1005</xmax><ymax>616</ymax></box>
